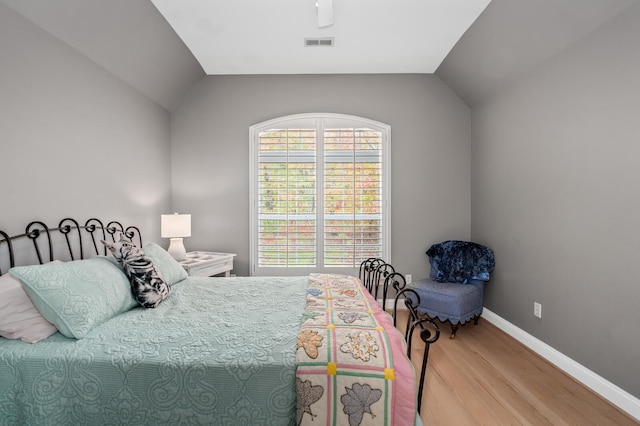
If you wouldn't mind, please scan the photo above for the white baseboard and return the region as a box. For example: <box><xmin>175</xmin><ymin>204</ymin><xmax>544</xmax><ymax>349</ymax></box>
<box><xmin>376</xmin><ymin>299</ymin><xmax>401</xmax><ymax>310</ymax></box>
<box><xmin>482</xmin><ymin>308</ymin><xmax>640</xmax><ymax>421</ymax></box>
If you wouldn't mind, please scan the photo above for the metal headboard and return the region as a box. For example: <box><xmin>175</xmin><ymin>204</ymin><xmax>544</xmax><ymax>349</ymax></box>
<box><xmin>0</xmin><ymin>218</ymin><xmax>142</xmax><ymax>276</ymax></box>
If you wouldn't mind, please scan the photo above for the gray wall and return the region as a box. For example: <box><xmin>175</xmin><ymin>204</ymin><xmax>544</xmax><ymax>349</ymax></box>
<box><xmin>471</xmin><ymin>4</ymin><xmax>640</xmax><ymax>398</ymax></box>
<box><xmin>170</xmin><ymin>74</ymin><xmax>471</xmax><ymax>276</ymax></box>
<box><xmin>0</xmin><ymin>0</ymin><xmax>206</xmax><ymax>111</ymax></box>
<box><xmin>0</xmin><ymin>3</ymin><xmax>171</xmax><ymax>242</ymax></box>
<box><xmin>435</xmin><ymin>0</ymin><xmax>636</xmax><ymax>107</ymax></box>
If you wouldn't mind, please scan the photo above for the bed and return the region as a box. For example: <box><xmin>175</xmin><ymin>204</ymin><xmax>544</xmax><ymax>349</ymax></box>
<box><xmin>0</xmin><ymin>218</ymin><xmax>420</xmax><ymax>425</ymax></box>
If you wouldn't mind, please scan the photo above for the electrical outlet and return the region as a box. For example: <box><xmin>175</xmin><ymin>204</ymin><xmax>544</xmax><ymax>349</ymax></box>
<box><xmin>534</xmin><ymin>302</ymin><xmax>542</xmax><ymax>318</ymax></box>
<box><xmin>406</xmin><ymin>274</ymin><xmax>412</xmax><ymax>284</ymax></box>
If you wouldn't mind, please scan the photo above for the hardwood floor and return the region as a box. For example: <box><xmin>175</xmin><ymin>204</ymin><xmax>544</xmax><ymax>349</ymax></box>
<box><xmin>393</xmin><ymin>312</ymin><xmax>638</xmax><ymax>425</ymax></box>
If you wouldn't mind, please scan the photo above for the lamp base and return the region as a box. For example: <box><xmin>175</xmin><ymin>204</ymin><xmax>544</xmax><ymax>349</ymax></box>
<box><xmin>167</xmin><ymin>238</ymin><xmax>187</xmax><ymax>261</ymax></box>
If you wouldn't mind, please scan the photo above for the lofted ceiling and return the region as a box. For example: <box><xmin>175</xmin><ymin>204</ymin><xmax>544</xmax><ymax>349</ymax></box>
<box><xmin>149</xmin><ymin>0</ymin><xmax>491</xmax><ymax>75</ymax></box>
<box><xmin>436</xmin><ymin>0</ymin><xmax>638</xmax><ymax>106</ymax></box>
<box><xmin>1</xmin><ymin>0</ymin><xmax>636</xmax><ymax>110</ymax></box>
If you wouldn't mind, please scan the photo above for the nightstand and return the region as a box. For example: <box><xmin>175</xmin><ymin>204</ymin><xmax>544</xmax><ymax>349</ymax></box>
<box><xmin>179</xmin><ymin>251</ymin><xmax>237</xmax><ymax>277</ymax></box>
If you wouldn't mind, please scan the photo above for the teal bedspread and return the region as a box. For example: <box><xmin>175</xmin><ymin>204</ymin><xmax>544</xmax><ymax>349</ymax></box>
<box><xmin>0</xmin><ymin>276</ymin><xmax>308</xmax><ymax>425</ymax></box>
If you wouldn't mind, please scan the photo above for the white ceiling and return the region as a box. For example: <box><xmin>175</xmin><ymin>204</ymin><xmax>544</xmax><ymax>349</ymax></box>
<box><xmin>150</xmin><ymin>0</ymin><xmax>491</xmax><ymax>75</ymax></box>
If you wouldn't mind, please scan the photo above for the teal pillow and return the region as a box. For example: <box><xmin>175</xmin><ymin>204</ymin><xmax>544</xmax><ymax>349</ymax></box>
<box><xmin>143</xmin><ymin>243</ymin><xmax>188</xmax><ymax>286</ymax></box>
<box><xmin>9</xmin><ymin>257</ymin><xmax>137</xmax><ymax>339</ymax></box>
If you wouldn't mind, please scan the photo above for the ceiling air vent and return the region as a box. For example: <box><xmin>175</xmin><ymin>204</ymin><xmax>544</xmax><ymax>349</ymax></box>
<box><xmin>304</xmin><ymin>37</ymin><xmax>334</xmax><ymax>47</ymax></box>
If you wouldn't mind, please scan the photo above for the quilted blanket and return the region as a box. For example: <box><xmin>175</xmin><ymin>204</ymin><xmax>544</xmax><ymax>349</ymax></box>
<box><xmin>295</xmin><ymin>273</ymin><xmax>417</xmax><ymax>426</ymax></box>
<box><xmin>0</xmin><ymin>276</ymin><xmax>308</xmax><ymax>426</ymax></box>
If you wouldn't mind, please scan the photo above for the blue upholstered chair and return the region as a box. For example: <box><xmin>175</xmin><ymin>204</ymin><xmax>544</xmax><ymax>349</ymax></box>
<box><xmin>409</xmin><ymin>241</ymin><xmax>495</xmax><ymax>339</ymax></box>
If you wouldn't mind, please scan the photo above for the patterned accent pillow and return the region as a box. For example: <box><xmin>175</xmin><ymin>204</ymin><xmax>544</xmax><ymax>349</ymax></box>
<box><xmin>9</xmin><ymin>257</ymin><xmax>137</xmax><ymax>339</ymax></box>
<box><xmin>101</xmin><ymin>235</ymin><xmax>171</xmax><ymax>308</ymax></box>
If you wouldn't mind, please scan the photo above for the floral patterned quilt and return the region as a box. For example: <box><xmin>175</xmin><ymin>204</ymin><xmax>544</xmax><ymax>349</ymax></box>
<box><xmin>296</xmin><ymin>274</ymin><xmax>417</xmax><ymax>426</ymax></box>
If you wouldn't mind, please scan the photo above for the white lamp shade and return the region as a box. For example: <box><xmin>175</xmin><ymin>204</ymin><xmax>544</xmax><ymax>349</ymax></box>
<box><xmin>161</xmin><ymin>214</ymin><xmax>191</xmax><ymax>238</ymax></box>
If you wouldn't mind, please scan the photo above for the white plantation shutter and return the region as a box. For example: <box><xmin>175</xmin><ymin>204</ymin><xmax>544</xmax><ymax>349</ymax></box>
<box><xmin>250</xmin><ymin>114</ymin><xmax>390</xmax><ymax>276</ymax></box>
<box><xmin>257</xmin><ymin>128</ymin><xmax>317</xmax><ymax>267</ymax></box>
<box><xmin>324</xmin><ymin>127</ymin><xmax>383</xmax><ymax>267</ymax></box>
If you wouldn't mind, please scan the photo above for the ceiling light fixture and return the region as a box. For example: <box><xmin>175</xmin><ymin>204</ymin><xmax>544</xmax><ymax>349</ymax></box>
<box><xmin>316</xmin><ymin>0</ymin><xmax>333</xmax><ymax>28</ymax></box>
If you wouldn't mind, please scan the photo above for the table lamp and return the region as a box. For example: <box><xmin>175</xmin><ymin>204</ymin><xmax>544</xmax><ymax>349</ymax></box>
<box><xmin>161</xmin><ymin>213</ymin><xmax>191</xmax><ymax>261</ymax></box>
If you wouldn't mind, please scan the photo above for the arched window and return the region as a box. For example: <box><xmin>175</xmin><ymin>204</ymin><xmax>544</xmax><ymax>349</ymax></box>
<box><xmin>250</xmin><ymin>113</ymin><xmax>390</xmax><ymax>276</ymax></box>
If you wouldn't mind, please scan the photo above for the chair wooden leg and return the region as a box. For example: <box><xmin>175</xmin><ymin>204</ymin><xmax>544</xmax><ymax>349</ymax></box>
<box><xmin>449</xmin><ymin>323</ymin><xmax>459</xmax><ymax>339</ymax></box>
<box><xmin>473</xmin><ymin>315</ymin><xmax>480</xmax><ymax>326</ymax></box>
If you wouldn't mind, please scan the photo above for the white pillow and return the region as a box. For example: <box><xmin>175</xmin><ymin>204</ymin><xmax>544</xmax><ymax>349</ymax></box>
<box><xmin>0</xmin><ymin>262</ymin><xmax>60</xmax><ymax>343</ymax></box>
